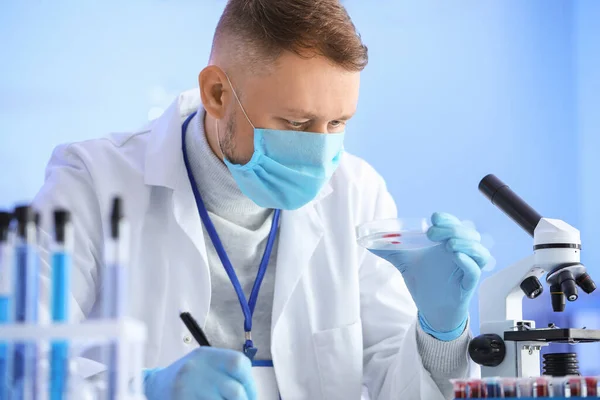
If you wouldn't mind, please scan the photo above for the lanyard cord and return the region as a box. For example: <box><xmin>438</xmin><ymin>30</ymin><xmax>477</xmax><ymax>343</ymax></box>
<box><xmin>181</xmin><ymin>111</ymin><xmax>281</xmax><ymax>358</ymax></box>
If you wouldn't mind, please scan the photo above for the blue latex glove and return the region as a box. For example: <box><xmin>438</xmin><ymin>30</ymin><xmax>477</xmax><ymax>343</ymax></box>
<box><xmin>143</xmin><ymin>347</ymin><xmax>257</xmax><ymax>400</ymax></box>
<box><xmin>370</xmin><ymin>212</ymin><xmax>491</xmax><ymax>341</ymax></box>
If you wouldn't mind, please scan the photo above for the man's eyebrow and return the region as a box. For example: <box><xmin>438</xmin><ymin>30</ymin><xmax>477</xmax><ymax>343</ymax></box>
<box><xmin>282</xmin><ymin>108</ymin><xmax>319</xmax><ymax>119</ymax></box>
<box><xmin>282</xmin><ymin>108</ymin><xmax>356</xmax><ymax>120</ymax></box>
<box><xmin>337</xmin><ymin>111</ymin><xmax>356</xmax><ymax>121</ymax></box>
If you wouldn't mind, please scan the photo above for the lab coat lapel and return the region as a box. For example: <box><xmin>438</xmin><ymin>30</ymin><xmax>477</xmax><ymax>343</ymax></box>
<box><xmin>271</xmin><ymin>186</ymin><xmax>331</xmax><ymax>333</ymax></box>
<box><xmin>144</xmin><ymin>90</ymin><xmax>212</xmax><ymax>324</ymax></box>
<box><xmin>172</xmin><ymin>171</ymin><xmax>212</xmax><ymax>322</ymax></box>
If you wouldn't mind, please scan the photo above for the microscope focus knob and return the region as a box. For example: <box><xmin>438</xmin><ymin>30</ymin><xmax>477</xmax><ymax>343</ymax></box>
<box><xmin>520</xmin><ymin>276</ymin><xmax>544</xmax><ymax>299</ymax></box>
<box><xmin>468</xmin><ymin>334</ymin><xmax>506</xmax><ymax>367</ymax></box>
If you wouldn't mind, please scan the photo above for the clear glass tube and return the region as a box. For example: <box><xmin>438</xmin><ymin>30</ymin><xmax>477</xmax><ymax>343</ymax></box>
<box><xmin>450</xmin><ymin>379</ymin><xmax>468</xmax><ymax>398</ymax></box>
<box><xmin>102</xmin><ymin>219</ymin><xmax>129</xmax><ymax>400</ymax></box>
<box><xmin>483</xmin><ymin>377</ymin><xmax>504</xmax><ymax>397</ymax></box>
<box><xmin>501</xmin><ymin>378</ymin><xmax>517</xmax><ymax>398</ymax></box>
<box><xmin>517</xmin><ymin>377</ymin><xmax>534</xmax><ymax>397</ymax></box>
<box><xmin>467</xmin><ymin>379</ymin><xmax>485</xmax><ymax>398</ymax></box>
<box><xmin>550</xmin><ymin>376</ymin><xmax>568</xmax><ymax>397</ymax></box>
<box><xmin>585</xmin><ymin>376</ymin><xmax>599</xmax><ymax>397</ymax></box>
<box><xmin>533</xmin><ymin>376</ymin><xmax>550</xmax><ymax>397</ymax></box>
<box><xmin>567</xmin><ymin>376</ymin><xmax>583</xmax><ymax>397</ymax></box>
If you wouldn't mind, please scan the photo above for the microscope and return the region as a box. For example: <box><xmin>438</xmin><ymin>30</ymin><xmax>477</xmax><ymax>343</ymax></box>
<box><xmin>469</xmin><ymin>174</ymin><xmax>600</xmax><ymax>379</ymax></box>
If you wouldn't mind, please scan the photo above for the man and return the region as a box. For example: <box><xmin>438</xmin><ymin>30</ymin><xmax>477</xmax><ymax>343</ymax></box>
<box><xmin>33</xmin><ymin>0</ymin><xmax>490</xmax><ymax>399</ymax></box>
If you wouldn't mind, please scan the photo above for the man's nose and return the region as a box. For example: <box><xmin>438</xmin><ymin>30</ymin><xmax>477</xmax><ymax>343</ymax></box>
<box><xmin>308</xmin><ymin>122</ymin><xmax>331</xmax><ymax>134</ymax></box>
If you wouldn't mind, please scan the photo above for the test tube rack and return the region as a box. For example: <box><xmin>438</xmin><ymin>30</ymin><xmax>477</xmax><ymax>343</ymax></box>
<box><xmin>0</xmin><ymin>317</ymin><xmax>147</xmax><ymax>399</ymax></box>
<box><xmin>452</xmin><ymin>376</ymin><xmax>599</xmax><ymax>399</ymax></box>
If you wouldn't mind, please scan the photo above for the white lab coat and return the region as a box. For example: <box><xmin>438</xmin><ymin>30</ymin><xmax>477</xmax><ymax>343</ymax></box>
<box><xmin>32</xmin><ymin>89</ymin><xmax>473</xmax><ymax>400</ymax></box>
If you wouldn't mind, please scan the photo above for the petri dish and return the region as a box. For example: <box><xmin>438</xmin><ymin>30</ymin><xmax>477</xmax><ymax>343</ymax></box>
<box><xmin>356</xmin><ymin>217</ymin><xmax>439</xmax><ymax>251</ymax></box>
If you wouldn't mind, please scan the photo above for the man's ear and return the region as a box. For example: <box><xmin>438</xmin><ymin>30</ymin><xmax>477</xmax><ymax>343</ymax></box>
<box><xmin>198</xmin><ymin>66</ymin><xmax>232</xmax><ymax>119</ymax></box>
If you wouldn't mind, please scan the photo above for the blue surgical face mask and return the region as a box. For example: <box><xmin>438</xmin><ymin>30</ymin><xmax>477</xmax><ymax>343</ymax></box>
<box><xmin>217</xmin><ymin>75</ymin><xmax>345</xmax><ymax>211</ymax></box>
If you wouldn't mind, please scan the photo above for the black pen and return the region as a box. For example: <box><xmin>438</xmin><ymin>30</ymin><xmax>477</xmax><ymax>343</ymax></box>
<box><xmin>180</xmin><ymin>311</ymin><xmax>211</xmax><ymax>347</ymax></box>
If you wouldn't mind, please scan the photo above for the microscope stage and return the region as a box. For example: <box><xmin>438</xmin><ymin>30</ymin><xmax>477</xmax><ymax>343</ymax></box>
<box><xmin>504</xmin><ymin>328</ymin><xmax>600</xmax><ymax>343</ymax></box>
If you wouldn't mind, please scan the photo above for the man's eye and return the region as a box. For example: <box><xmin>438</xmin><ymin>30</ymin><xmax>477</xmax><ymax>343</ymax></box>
<box><xmin>329</xmin><ymin>120</ymin><xmax>346</xmax><ymax>129</ymax></box>
<box><xmin>287</xmin><ymin>120</ymin><xmax>306</xmax><ymax>128</ymax></box>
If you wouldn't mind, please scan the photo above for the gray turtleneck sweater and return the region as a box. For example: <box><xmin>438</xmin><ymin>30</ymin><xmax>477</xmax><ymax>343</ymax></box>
<box><xmin>185</xmin><ymin>108</ymin><xmax>469</xmax><ymax>398</ymax></box>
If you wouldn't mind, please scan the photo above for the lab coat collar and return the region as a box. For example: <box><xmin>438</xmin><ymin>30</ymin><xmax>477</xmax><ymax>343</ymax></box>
<box><xmin>143</xmin><ymin>88</ymin><xmax>199</xmax><ymax>189</ymax></box>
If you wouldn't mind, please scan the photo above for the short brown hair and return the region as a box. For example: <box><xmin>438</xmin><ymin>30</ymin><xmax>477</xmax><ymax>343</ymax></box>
<box><xmin>212</xmin><ymin>0</ymin><xmax>368</xmax><ymax>72</ymax></box>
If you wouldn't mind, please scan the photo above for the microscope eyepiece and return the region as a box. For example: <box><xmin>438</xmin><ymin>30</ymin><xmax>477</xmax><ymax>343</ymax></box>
<box><xmin>576</xmin><ymin>272</ymin><xmax>597</xmax><ymax>294</ymax></box>
<box><xmin>479</xmin><ymin>174</ymin><xmax>543</xmax><ymax>237</ymax></box>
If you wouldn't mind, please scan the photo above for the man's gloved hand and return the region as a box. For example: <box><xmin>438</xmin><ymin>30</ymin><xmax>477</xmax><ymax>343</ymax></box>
<box><xmin>143</xmin><ymin>347</ymin><xmax>257</xmax><ymax>400</ymax></box>
<box><xmin>373</xmin><ymin>212</ymin><xmax>491</xmax><ymax>341</ymax></box>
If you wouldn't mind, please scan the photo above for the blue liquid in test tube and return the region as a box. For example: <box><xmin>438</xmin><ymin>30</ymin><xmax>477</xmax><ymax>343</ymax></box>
<box><xmin>0</xmin><ymin>211</ymin><xmax>14</xmax><ymax>399</ymax></box>
<box><xmin>13</xmin><ymin>206</ymin><xmax>40</xmax><ymax>400</ymax></box>
<box><xmin>50</xmin><ymin>209</ymin><xmax>73</xmax><ymax>400</ymax></box>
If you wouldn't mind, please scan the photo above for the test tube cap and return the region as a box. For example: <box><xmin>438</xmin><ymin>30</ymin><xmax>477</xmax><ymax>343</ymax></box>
<box><xmin>13</xmin><ymin>205</ymin><xmax>36</xmax><ymax>238</ymax></box>
<box><xmin>53</xmin><ymin>209</ymin><xmax>71</xmax><ymax>244</ymax></box>
<box><xmin>110</xmin><ymin>196</ymin><xmax>123</xmax><ymax>239</ymax></box>
<box><xmin>0</xmin><ymin>211</ymin><xmax>12</xmax><ymax>241</ymax></box>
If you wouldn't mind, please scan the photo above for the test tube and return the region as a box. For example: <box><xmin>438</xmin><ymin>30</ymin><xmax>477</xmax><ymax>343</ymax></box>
<box><xmin>533</xmin><ymin>376</ymin><xmax>550</xmax><ymax>398</ymax></box>
<box><xmin>550</xmin><ymin>377</ymin><xmax>568</xmax><ymax>398</ymax></box>
<box><xmin>501</xmin><ymin>378</ymin><xmax>517</xmax><ymax>398</ymax></box>
<box><xmin>468</xmin><ymin>379</ymin><xmax>485</xmax><ymax>398</ymax></box>
<box><xmin>451</xmin><ymin>379</ymin><xmax>468</xmax><ymax>398</ymax></box>
<box><xmin>585</xmin><ymin>377</ymin><xmax>599</xmax><ymax>397</ymax></box>
<box><xmin>50</xmin><ymin>209</ymin><xmax>73</xmax><ymax>400</ymax></box>
<box><xmin>13</xmin><ymin>205</ymin><xmax>40</xmax><ymax>400</ymax></box>
<box><xmin>0</xmin><ymin>211</ymin><xmax>13</xmax><ymax>399</ymax></box>
<box><xmin>102</xmin><ymin>197</ymin><xmax>129</xmax><ymax>400</ymax></box>
<box><xmin>568</xmin><ymin>376</ymin><xmax>583</xmax><ymax>397</ymax></box>
<box><xmin>517</xmin><ymin>377</ymin><xmax>533</xmax><ymax>398</ymax></box>
<box><xmin>483</xmin><ymin>377</ymin><xmax>503</xmax><ymax>398</ymax></box>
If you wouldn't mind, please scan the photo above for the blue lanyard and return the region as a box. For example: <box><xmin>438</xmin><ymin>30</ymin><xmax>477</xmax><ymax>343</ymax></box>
<box><xmin>181</xmin><ymin>111</ymin><xmax>281</xmax><ymax>361</ymax></box>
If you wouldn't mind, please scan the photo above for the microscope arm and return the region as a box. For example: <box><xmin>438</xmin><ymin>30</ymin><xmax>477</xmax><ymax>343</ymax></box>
<box><xmin>479</xmin><ymin>254</ymin><xmax>542</xmax><ymax>324</ymax></box>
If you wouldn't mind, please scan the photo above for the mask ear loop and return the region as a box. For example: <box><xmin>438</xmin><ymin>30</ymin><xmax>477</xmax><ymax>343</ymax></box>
<box><xmin>223</xmin><ymin>73</ymin><xmax>256</xmax><ymax>130</ymax></box>
<box><xmin>215</xmin><ymin>72</ymin><xmax>258</xmax><ymax>163</ymax></box>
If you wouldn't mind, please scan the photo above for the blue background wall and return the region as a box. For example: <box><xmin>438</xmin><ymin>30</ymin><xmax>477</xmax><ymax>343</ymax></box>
<box><xmin>1</xmin><ymin>0</ymin><xmax>598</xmax><ymax>374</ymax></box>
<box><xmin>571</xmin><ymin>0</ymin><xmax>600</xmax><ymax>374</ymax></box>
